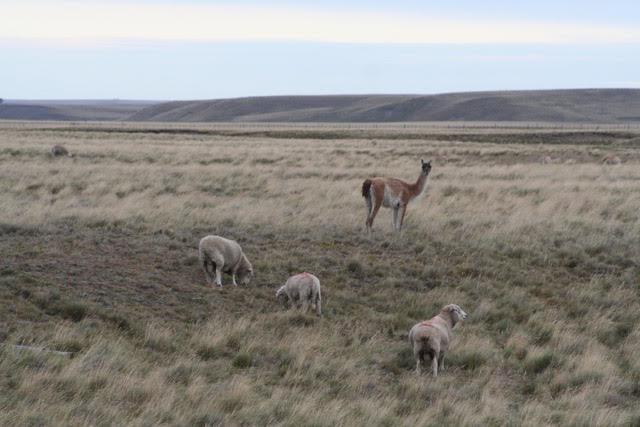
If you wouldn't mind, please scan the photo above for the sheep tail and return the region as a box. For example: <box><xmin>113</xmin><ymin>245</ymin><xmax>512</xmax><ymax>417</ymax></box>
<box><xmin>409</xmin><ymin>330</ymin><xmax>428</xmax><ymax>346</ymax></box>
<box><xmin>362</xmin><ymin>179</ymin><xmax>372</xmax><ymax>199</ymax></box>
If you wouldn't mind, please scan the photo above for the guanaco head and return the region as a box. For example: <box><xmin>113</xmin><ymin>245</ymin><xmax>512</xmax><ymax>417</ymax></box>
<box><xmin>421</xmin><ymin>159</ymin><xmax>432</xmax><ymax>175</ymax></box>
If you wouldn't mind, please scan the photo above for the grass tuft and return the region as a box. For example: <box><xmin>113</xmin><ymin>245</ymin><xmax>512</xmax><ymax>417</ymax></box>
<box><xmin>232</xmin><ymin>353</ymin><xmax>253</xmax><ymax>369</ymax></box>
<box><xmin>524</xmin><ymin>351</ymin><xmax>554</xmax><ymax>374</ymax></box>
<box><xmin>447</xmin><ymin>350</ymin><xmax>487</xmax><ymax>371</ymax></box>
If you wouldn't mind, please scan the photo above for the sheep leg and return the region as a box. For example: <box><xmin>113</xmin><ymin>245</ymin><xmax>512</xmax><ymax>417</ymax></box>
<box><xmin>438</xmin><ymin>353</ymin><xmax>445</xmax><ymax>372</ymax></box>
<box><xmin>201</xmin><ymin>260</ymin><xmax>213</xmax><ymax>285</ymax></box>
<box><xmin>286</xmin><ymin>292</ymin><xmax>295</xmax><ymax>310</ymax></box>
<box><xmin>431</xmin><ymin>353</ymin><xmax>439</xmax><ymax>377</ymax></box>
<box><xmin>301</xmin><ymin>298</ymin><xmax>309</xmax><ymax>313</ymax></box>
<box><xmin>214</xmin><ymin>265</ymin><xmax>223</xmax><ymax>287</ymax></box>
<box><xmin>231</xmin><ymin>272</ymin><xmax>238</xmax><ymax>286</ymax></box>
<box><xmin>207</xmin><ymin>251</ymin><xmax>225</xmax><ymax>287</ymax></box>
<box><xmin>315</xmin><ymin>293</ymin><xmax>322</xmax><ymax>316</ymax></box>
<box><xmin>414</xmin><ymin>347</ymin><xmax>423</xmax><ymax>375</ymax></box>
<box><xmin>231</xmin><ymin>263</ymin><xmax>239</xmax><ymax>286</ymax></box>
<box><xmin>199</xmin><ymin>252</ymin><xmax>214</xmax><ymax>286</ymax></box>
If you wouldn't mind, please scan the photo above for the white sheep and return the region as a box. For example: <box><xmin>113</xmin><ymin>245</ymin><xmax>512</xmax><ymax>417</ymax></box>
<box><xmin>276</xmin><ymin>272</ymin><xmax>322</xmax><ymax>316</ymax></box>
<box><xmin>198</xmin><ymin>235</ymin><xmax>253</xmax><ymax>288</ymax></box>
<box><xmin>408</xmin><ymin>304</ymin><xmax>468</xmax><ymax>376</ymax></box>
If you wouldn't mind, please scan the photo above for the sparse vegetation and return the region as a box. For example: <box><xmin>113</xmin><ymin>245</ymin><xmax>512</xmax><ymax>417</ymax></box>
<box><xmin>0</xmin><ymin>121</ymin><xmax>639</xmax><ymax>425</ymax></box>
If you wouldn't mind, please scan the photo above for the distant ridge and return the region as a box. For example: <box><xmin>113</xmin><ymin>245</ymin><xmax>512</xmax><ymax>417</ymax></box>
<box><xmin>127</xmin><ymin>89</ymin><xmax>640</xmax><ymax>123</ymax></box>
<box><xmin>3</xmin><ymin>89</ymin><xmax>640</xmax><ymax>123</ymax></box>
<box><xmin>0</xmin><ymin>100</ymin><xmax>158</xmax><ymax>121</ymax></box>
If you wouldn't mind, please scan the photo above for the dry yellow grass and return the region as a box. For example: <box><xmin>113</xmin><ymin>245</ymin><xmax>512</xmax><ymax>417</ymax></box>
<box><xmin>1</xmin><ymin>122</ymin><xmax>639</xmax><ymax>426</ymax></box>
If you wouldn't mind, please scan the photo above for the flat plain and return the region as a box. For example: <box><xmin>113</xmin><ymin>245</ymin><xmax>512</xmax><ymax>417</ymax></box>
<box><xmin>1</xmin><ymin>121</ymin><xmax>639</xmax><ymax>426</ymax></box>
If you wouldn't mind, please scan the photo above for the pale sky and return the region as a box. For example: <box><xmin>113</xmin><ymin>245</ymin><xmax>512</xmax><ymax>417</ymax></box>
<box><xmin>2</xmin><ymin>0</ymin><xmax>640</xmax><ymax>99</ymax></box>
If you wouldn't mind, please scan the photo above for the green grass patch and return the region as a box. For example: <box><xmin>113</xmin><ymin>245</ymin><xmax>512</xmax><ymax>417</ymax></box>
<box><xmin>524</xmin><ymin>352</ymin><xmax>554</xmax><ymax>374</ymax></box>
<box><xmin>232</xmin><ymin>353</ymin><xmax>253</xmax><ymax>369</ymax></box>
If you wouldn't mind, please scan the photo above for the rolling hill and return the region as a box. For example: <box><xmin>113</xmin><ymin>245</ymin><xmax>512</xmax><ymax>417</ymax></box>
<box><xmin>0</xmin><ymin>100</ymin><xmax>159</xmax><ymax>121</ymax></box>
<box><xmin>3</xmin><ymin>89</ymin><xmax>640</xmax><ymax>123</ymax></box>
<box><xmin>128</xmin><ymin>89</ymin><xmax>640</xmax><ymax>123</ymax></box>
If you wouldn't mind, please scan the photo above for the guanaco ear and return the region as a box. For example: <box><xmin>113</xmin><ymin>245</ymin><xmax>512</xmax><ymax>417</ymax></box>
<box><xmin>421</xmin><ymin>158</ymin><xmax>425</xmax><ymax>165</ymax></box>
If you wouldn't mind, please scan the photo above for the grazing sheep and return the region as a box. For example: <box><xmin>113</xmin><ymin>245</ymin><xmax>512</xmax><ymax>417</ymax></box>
<box><xmin>50</xmin><ymin>145</ymin><xmax>72</xmax><ymax>157</ymax></box>
<box><xmin>276</xmin><ymin>272</ymin><xmax>322</xmax><ymax>316</ymax></box>
<box><xmin>198</xmin><ymin>235</ymin><xmax>253</xmax><ymax>288</ymax></box>
<box><xmin>408</xmin><ymin>304</ymin><xmax>468</xmax><ymax>376</ymax></box>
<box><xmin>602</xmin><ymin>154</ymin><xmax>622</xmax><ymax>165</ymax></box>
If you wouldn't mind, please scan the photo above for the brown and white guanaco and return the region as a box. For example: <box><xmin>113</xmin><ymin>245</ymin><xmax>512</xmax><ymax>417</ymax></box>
<box><xmin>361</xmin><ymin>159</ymin><xmax>432</xmax><ymax>232</ymax></box>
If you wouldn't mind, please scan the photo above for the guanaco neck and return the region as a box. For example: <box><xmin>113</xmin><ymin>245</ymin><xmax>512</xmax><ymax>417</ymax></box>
<box><xmin>409</xmin><ymin>171</ymin><xmax>429</xmax><ymax>198</ymax></box>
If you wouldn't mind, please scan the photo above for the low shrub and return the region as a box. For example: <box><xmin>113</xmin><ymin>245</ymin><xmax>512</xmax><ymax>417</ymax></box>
<box><xmin>232</xmin><ymin>353</ymin><xmax>253</xmax><ymax>369</ymax></box>
<box><xmin>524</xmin><ymin>351</ymin><xmax>554</xmax><ymax>374</ymax></box>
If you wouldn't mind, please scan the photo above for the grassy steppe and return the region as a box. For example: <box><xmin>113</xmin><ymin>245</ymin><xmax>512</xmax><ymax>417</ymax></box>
<box><xmin>1</xmin><ymin>123</ymin><xmax>639</xmax><ymax>426</ymax></box>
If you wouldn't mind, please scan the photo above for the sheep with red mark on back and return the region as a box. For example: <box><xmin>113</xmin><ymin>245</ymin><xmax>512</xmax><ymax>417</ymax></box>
<box><xmin>408</xmin><ymin>304</ymin><xmax>468</xmax><ymax>376</ymax></box>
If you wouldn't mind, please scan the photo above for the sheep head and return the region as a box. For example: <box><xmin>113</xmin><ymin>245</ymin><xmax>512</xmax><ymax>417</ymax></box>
<box><xmin>442</xmin><ymin>304</ymin><xmax>468</xmax><ymax>327</ymax></box>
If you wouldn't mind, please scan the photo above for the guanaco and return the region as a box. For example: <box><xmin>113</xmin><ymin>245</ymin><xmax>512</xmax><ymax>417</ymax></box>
<box><xmin>361</xmin><ymin>159</ymin><xmax>432</xmax><ymax>232</ymax></box>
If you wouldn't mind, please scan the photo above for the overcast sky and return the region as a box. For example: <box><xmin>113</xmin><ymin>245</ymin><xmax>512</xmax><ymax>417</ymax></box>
<box><xmin>2</xmin><ymin>0</ymin><xmax>640</xmax><ymax>99</ymax></box>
